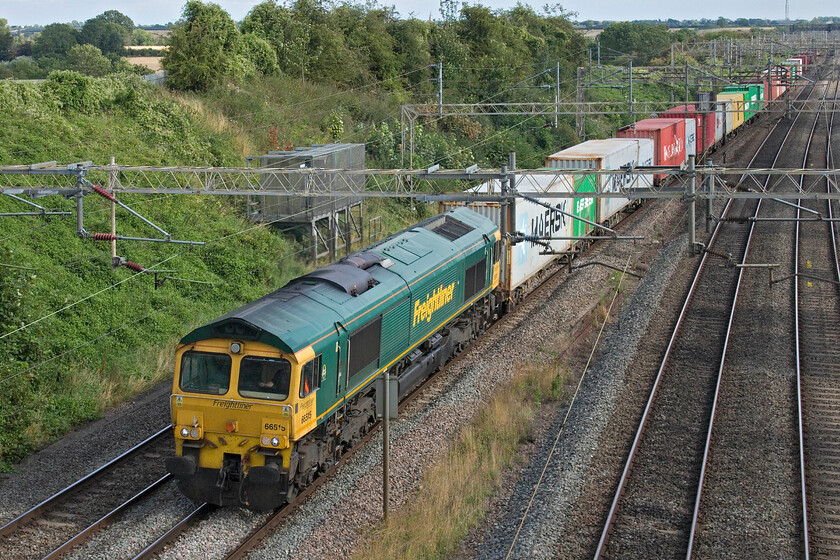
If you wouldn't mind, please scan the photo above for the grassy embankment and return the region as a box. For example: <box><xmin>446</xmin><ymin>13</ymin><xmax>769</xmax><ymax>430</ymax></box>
<box><xmin>352</xmin><ymin>271</ymin><xmax>630</xmax><ymax>559</ymax></box>
<box><xmin>0</xmin><ymin>71</ymin><xmax>420</xmax><ymax>469</ymax></box>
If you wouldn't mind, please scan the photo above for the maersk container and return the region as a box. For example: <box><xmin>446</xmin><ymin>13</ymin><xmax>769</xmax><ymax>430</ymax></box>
<box><xmin>616</xmin><ymin>118</ymin><xmax>686</xmax><ymax>183</ymax></box>
<box><xmin>664</xmin><ymin>105</ymin><xmax>716</xmax><ymax>153</ymax></box>
<box><xmin>441</xmin><ymin>173</ymin><xmax>576</xmax><ymax>294</ymax></box>
<box><xmin>544</xmin><ymin>138</ymin><xmax>654</xmax><ymax>225</ymax></box>
<box><xmin>717</xmin><ymin>93</ymin><xmax>744</xmax><ymax>131</ymax></box>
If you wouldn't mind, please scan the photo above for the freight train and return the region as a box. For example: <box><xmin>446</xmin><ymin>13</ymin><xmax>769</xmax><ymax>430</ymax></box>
<box><xmin>166</xmin><ymin>52</ymin><xmax>813</xmax><ymax>510</ymax></box>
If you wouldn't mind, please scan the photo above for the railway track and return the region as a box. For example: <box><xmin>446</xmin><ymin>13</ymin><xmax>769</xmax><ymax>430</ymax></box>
<box><xmin>0</xmin><ymin>426</ymin><xmax>173</xmax><ymax>560</ymax></box>
<box><xmin>797</xmin><ymin>65</ymin><xmax>840</xmax><ymax>558</ymax></box>
<box><xmin>685</xmin><ymin>68</ymin><xmax>836</xmax><ymax>559</ymax></box>
<box><xmin>594</xmin><ymin>74</ymin><xmax>823</xmax><ymax>559</ymax></box>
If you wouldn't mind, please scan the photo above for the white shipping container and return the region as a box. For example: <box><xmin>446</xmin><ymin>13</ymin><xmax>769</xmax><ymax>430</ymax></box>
<box><xmin>714</xmin><ymin>104</ymin><xmax>725</xmax><ymax>143</ymax></box>
<box><xmin>545</xmin><ymin>139</ymin><xmax>654</xmax><ymax>224</ymax></box>
<box><xmin>717</xmin><ymin>99</ymin><xmax>734</xmax><ymax>136</ymax></box>
<box><xmin>684</xmin><ymin>118</ymin><xmax>697</xmax><ymax>157</ymax></box>
<box><xmin>441</xmin><ymin>173</ymin><xmax>576</xmax><ymax>293</ymax></box>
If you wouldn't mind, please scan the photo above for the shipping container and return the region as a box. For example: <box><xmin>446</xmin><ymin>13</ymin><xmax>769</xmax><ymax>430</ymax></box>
<box><xmin>716</xmin><ymin>93</ymin><xmax>744</xmax><ymax>131</ymax></box>
<box><xmin>721</xmin><ymin>85</ymin><xmax>762</xmax><ymax>119</ymax></box>
<box><xmin>545</xmin><ymin>138</ymin><xmax>654</xmax><ymax>224</ymax></box>
<box><xmin>714</xmin><ymin>101</ymin><xmax>726</xmax><ymax>142</ymax></box>
<box><xmin>441</xmin><ymin>173</ymin><xmax>576</xmax><ymax>294</ymax></box>
<box><xmin>684</xmin><ymin>118</ymin><xmax>696</xmax><ymax>156</ymax></box>
<box><xmin>664</xmin><ymin>105</ymin><xmax>717</xmax><ymax>153</ymax></box>
<box><xmin>782</xmin><ymin>59</ymin><xmax>800</xmax><ymax>83</ymax></box>
<box><xmin>791</xmin><ymin>55</ymin><xmax>808</xmax><ymax>71</ymax></box>
<box><xmin>616</xmin><ymin>118</ymin><xmax>686</xmax><ymax>183</ymax></box>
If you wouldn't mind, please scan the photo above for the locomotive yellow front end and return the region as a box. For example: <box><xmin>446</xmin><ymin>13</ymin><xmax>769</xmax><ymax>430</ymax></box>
<box><xmin>166</xmin><ymin>338</ymin><xmax>315</xmax><ymax>511</ymax></box>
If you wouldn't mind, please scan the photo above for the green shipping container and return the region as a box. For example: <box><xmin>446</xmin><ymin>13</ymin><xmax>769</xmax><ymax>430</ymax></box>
<box><xmin>721</xmin><ymin>85</ymin><xmax>762</xmax><ymax>120</ymax></box>
<box><xmin>573</xmin><ymin>174</ymin><xmax>597</xmax><ymax>237</ymax></box>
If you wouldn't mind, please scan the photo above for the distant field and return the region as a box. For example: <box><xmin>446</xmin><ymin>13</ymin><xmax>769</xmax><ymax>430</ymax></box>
<box><xmin>126</xmin><ymin>56</ymin><xmax>162</xmax><ymax>71</ymax></box>
<box><xmin>125</xmin><ymin>45</ymin><xmax>166</xmax><ymax>52</ymax></box>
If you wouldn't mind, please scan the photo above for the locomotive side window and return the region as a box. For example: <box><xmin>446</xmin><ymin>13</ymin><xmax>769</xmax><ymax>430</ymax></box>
<box><xmin>493</xmin><ymin>240</ymin><xmax>501</xmax><ymax>264</ymax></box>
<box><xmin>179</xmin><ymin>351</ymin><xmax>231</xmax><ymax>395</ymax></box>
<box><xmin>238</xmin><ymin>356</ymin><xmax>291</xmax><ymax>401</ymax></box>
<box><xmin>300</xmin><ymin>355</ymin><xmax>322</xmax><ymax>398</ymax></box>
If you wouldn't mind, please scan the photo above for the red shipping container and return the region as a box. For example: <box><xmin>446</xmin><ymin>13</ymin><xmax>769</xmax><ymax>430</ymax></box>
<box><xmin>664</xmin><ymin>104</ymin><xmax>716</xmax><ymax>153</ymax></box>
<box><xmin>616</xmin><ymin>118</ymin><xmax>686</xmax><ymax>183</ymax></box>
<box><xmin>792</xmin><ymin>55</ymin><xmax>808</xmax><ymax>71</ymax></box>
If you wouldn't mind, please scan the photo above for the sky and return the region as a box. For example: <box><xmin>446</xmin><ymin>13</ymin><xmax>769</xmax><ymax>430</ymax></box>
<box><xmin>2</xmin><ymin>0</ymin><xmax>835</xmax><ymax>27</ymax></box>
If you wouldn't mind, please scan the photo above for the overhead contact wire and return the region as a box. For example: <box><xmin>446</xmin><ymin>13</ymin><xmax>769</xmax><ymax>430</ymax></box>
<box><xmin>504</xmin><ymin>254</ymin><xmax>633</xmax><ymax>560</ymax></box>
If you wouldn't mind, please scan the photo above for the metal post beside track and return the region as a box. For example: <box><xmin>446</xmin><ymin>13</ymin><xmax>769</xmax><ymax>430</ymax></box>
<box><xmin>688</xmin><ymin>155</ymin><xmax>696</xmax><ymax>250</ymax></box>
<box><xmin>383</xmin><ymin>368</ymin><xmax>389</xmax><ymax>521</ymax></box>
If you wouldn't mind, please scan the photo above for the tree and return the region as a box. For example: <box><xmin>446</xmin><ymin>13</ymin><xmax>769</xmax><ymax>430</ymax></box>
<box><xmin>161</xmin><ymin>1</ymin><xmax>241</xmax><ymax>90</ymax></box>
<box><xmin>80</xmin><ymin>18</ymin><xmax>127</xmax><ymax>55</ymax></box>
<box><xmin>239</xmin><ymin>33</ymin><xmax>278</xmax><ymax>75</ymax></box>
<box><xmin>66</xmin><ymin>44</ymin><xmax>112</xmax><ymax>76</ymax></box>
<box><xmin>597</xmin><ymin>22</ymin><xmax>672</xmax><ymax>65</ymax></box>
<box><xmin>94</xmin><ymin>10</ymin><xmax>135</xmax><ymax>34</ymax></box>
<box><xmin>32</xmin><ymin>23</ymin><xmax>79</xmax><ymax>60</ymax></box>
<box><xmin>0</xmin><ymin>19</ymin><xmax>13</xmax><ymax>61</ymax></box>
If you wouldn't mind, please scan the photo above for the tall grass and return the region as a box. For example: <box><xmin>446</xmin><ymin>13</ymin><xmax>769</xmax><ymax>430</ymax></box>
<box><xmin>353</xmin><ymin>359</ymin><xmax>569</xmax><ymax>559</ymax></box>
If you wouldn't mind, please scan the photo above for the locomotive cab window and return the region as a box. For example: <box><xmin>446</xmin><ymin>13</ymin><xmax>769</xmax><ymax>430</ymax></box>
<box><xmin>179</xmin><ymin>351</ymin><xmax>231</xmax><ymax>395</ymax></box>
<box><xmin>238</xmin><ymin>356</ymin><xmax>291</xmax><ymax>401</ymax></box>
<box><xmin>300</xmin><ymin>355</ymin><xmax>322</xmax><ymax>398</ymax></box>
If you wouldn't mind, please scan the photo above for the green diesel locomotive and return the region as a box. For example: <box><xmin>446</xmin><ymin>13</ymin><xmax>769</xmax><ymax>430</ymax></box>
<box><xmin>166</xmin><ymin>208</ymin><xmax>501</xmax><ymax>510</ymax></box>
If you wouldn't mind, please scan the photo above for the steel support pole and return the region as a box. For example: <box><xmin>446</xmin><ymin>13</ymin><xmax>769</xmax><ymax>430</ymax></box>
<box><xmin>556</xmin><ymin>61</ymin><xmax>560</xmax><ymax>128</ymax></box>
<box><xmin>109</xmin><ymin>157</ymin><xmax>117</xmax><ymax>265</ymax></box>
<box><xmin>628</xmin><ymin>62</ymin><xmax>634</xmax><ymax>122</ymax></box>
<box><xmin>383</xmin><ymin>369</ymin><xmax>390</xmax><ymax>521</ymax></box>
<box><xmin>688</xmin><ymin>155</ymin><xmax>696</xmax><ymax>250</ymax></box>
<box><xmin>438</xmin><ymin>63</ymin><xmax>443</xmax><ymax>118</ymax></box>
<box><xmin>706</xmin><ymin>166</ymin><xmax>714</xmax><ymax>233</ymax></box>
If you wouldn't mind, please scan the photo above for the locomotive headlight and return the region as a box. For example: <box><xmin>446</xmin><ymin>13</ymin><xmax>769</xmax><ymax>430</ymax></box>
<box><xmin>180</xmin><ymin>427</ymin><xmax>190</xmax><ymax>438</ymax></box>
<box><xmin>271</xmin><ymin>437</ymin><xmax>280</xmax><ymax>447</ymax></box>
<box><xmin>261</xmin><ymin>436</ymin><xmax>270</xmax><ymax>446</ymax></box>
<box><xmin>189</xmin><ymin>428</ymin><xmax>199</xmax><ymax>439</ymax></box>
<box><xmin>230</xmin><ymin>342</ymin><xmax>242</xmax><ymax>354</ymax></box>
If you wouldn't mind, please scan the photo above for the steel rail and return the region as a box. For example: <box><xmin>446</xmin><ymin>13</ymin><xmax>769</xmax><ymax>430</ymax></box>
<box><xmin>131</xmin><ymin>502</ymin><xmax>217</xmax><ymax>560</ymax></box>
<box><xmin>0</xmin><ymin>424</ymin><xmax>172</xmax><ymax>538</ymax></box>
<box><xmin>796</xmin><ymin>67</ymin><xmax>840</xmax><ymax>560</ymax></box>
<box><xmin>685</xmin><ymin>66</ymin><xmax>826</xmax><ymax>560</ymax></box>
<box><xmin>41</xmin><ymin>474</ymin><xmax>173</xmax><ymax>560</ymax></box>
<box><xmin>594</xmin><ymin>75</ymin><xmax>819</xmax><ymax>559</ymax></box>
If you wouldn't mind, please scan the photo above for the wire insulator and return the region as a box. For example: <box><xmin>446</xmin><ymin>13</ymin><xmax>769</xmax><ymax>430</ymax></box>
<box><xmin>91</xmin><ymin>233</ymin><xmax>117</xmax><ymax>241</ymax></box>
<box><xmin>123</xmin><ymin>261</ymin><xmax>144</xmax><ymax>272</ymax></box>
<box><xmin>90</xmin><ymin>184</ymin><xmax>116</xmax><ymax>201</ymax></box>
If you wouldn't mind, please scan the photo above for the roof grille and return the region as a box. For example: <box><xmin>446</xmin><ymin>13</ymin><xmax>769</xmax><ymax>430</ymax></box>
<box><xmin>425</xmin><ymin>216</ymin><xmax>474</xmax><ymax>241</ymax></box>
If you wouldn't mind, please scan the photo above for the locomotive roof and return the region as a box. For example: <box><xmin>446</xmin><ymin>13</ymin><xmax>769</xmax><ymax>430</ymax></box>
<box><xmin>180</xmin><ymin>208</ymin><xmax>497</xmax><ymax>355</ymax></box>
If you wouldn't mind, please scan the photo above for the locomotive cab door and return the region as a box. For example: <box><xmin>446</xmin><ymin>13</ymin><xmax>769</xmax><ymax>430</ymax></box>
<box><xmin>334</xmin><ymin>322</ymin><xmax>349</xmax><ymax>398</ymax></box>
